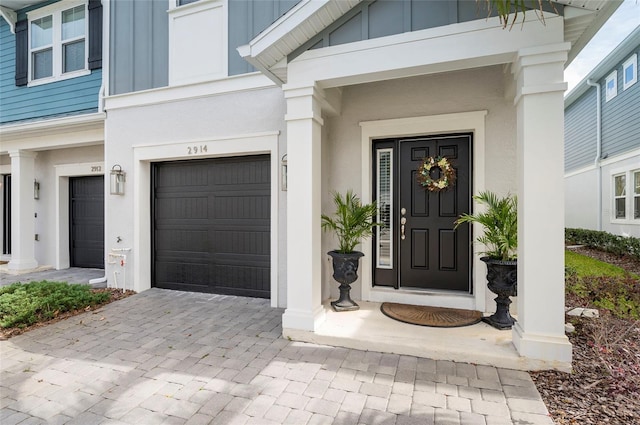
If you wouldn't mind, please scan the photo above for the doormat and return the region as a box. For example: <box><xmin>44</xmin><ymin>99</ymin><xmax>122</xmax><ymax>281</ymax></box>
<box><xmin>380</xmin><ymin>303</ymin><xmax>482</xmax><ymax>328</ymax></box>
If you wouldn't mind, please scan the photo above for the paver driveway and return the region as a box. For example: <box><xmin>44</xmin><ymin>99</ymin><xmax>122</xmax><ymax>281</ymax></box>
<box><xmin>0</xmin><ymin>289</ymin><xmax>553</xmax><ymax>424</ymax></box>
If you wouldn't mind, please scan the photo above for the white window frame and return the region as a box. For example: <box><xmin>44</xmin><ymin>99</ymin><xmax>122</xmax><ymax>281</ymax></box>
<box><xmin>27</xmin><ymin>0</ymin><xmax>90</xmax><ymax>87</ymax></box>
<box><xmin>611</xmin><ymin>168</ymin><xmax>640</xmax><ymax>224</ymax></box>
<box><xmin>605</xmin><ymin>70</ymin><xmax>617</xmax><ymax>102</ymax></box>
<box><xmin>375</xmin><ymin>148</ymin><xmax>393</xmax><ymax>270</ymax></box>
<box><xmin>623</xmin><ymin>53</ymin><xmax>638</xmax><ymax>91</ymax></box>
<box><xmin>613</xmin><ymin>173</ymin><xmax>626</xmax><ymax>220</ymax></box>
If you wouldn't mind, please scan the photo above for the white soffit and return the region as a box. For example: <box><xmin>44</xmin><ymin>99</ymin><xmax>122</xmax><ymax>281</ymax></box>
<box><xmin>553</xmin><ymin>0</ymin><xmax>610</xmax><ymax>10</ymax></box>
<box><xmin>555</xmin><ymin>0</ymin><xmax>624</xmax><ymax>64</ymax></box>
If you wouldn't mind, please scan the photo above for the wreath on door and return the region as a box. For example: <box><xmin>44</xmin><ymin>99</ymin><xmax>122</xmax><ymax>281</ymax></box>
<box><xmin>417</xmin><ymin>156</ymin><xmax>456</xmax><ymax>192</ymax></box>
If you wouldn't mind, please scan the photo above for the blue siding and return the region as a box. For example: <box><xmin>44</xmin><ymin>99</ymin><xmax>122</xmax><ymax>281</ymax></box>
<box><xmin>564</xmin><ymin>88</ymin><xmax>597</xmax><ymax>171</ymax></box>
<box><xmin>109</xmin><ymin>0</ymin><xmax>168</xmax><ymax>95</ymax></box>
<box><xmin>0</xmin><ymin>18</ymin><xmax>101</xmax><ymax>125</ymax></box>
<box><xmin>290</xmin><ymin>0</ymin><xmax>561</xmax><ymax>60</ymax></box>
<box><xmin>600</xmin><ymin>45</ymin><xmax>640</xmax><ymax>159</ymax></box>
<box><xmin>290</xmin><ymin>0</ymin><xmax>497</xmax><ymax>59</ymax></box>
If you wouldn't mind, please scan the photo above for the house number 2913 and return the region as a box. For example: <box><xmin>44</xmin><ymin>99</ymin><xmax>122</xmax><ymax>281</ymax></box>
<box><xmin>187</xmin><ymin>145</ymin><xmax>208</xmax><ymax>155</ymax></box>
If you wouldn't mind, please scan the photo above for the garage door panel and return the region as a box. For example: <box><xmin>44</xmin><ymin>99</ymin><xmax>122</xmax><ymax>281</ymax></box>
<box><xmin>156</xmin><ymin>261</ymin><xmax>209</xmax><ymax>282</ymax></box>
<box><xmin>155</xmin><ymin>197</ymin><xmax>209</xmax><ymax>220</ymax></box>
<box><xmin>212</xmin><ymin>265</ymin><xmax>270</xmax><ymax>297</ymax></box>
<box><xmin>153</xmin><ymin>155</ymin><xmax>270</xmax><ymax>298</ymax></box>
<box><xmin>212</xmin><ymin>230</ymin><xmax>270</xmax><ymax>255</ymax></box>
<box><xmin>212</xmin><ymin>195</ymin><xmax>270</xmax><ymax>220</ymax></box>
<box><xmin>155</xmin><ymin>229</ymin><xmax>209</xmax><ymax>252</ymax></box>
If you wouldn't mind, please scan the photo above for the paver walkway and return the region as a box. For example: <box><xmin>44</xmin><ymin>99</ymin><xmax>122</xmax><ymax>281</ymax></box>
<box><xmin>0</xmin><ymin>289</ymin><xmax>554</xmax><ymax>425</ymax></box>
<box><xmin>0</xmin><ymin>268</ymin><xmax>105</xmax><ymax>287</ymax></box>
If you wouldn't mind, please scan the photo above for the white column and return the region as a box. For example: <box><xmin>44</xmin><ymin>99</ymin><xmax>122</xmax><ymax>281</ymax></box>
<box><xmin>281</xmin><ymin>84</ymin><xmax>326</xmax><ymax>331</ymax></box>
<box><xmin>8</xmin><ymin>150</ymin><xmax>38</xmax><ymax>270</ymax></box>
<box><xmin>511</xmin><ymin>43</ymin><xmax>572</xmax><ymax>365</ymax></box>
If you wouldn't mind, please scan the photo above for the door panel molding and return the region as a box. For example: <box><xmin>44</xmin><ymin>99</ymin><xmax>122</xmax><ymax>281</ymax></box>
<box><xmin>360</xmin><ymin>111</ymin><xmax>487</xmax><ymax>311</ymax></box>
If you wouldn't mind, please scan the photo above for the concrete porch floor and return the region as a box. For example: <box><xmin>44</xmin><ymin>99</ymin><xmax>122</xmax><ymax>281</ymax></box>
<box><xmin>284</xmin><ymin>301</ymin><xmax>566</xmax><ymax>372</ymax></box>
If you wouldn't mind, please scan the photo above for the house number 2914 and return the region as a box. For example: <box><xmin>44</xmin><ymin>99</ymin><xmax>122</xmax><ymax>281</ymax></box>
<box><xmin>187</xmin><ymin>145</ymin><xmax>208</xmax><ymax>155</ymax></box>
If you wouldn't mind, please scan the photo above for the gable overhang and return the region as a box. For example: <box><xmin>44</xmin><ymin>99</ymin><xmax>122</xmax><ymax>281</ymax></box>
<box><xmin>287</xmin><ymin>14</ymin><xmax>568</xmax><ymax>90</ymax></box>
<box><xmin>237</xmin><ymin>0</ymin><xmax>363</xmax><ymax>85</ymax></box>
<box><xmin>239</xmin><ymin>0</ymin><xmax>622</xmax><ymax>87</ymax></box>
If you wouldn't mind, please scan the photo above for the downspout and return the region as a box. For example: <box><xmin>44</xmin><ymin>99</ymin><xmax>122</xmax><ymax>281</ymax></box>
<box><xmin>92</xmin><ymin>0</ymin><xmax>110</xmax><ymax>286</ymax></box>
<box><xmin>586</xmin><ymin>79</ymin><xmax>602</xmax><ymax>231</ymax></box>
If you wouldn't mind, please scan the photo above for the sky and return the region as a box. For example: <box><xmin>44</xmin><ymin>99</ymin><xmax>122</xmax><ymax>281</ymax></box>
<box><xmin>565</xmin><ymin>0</ymin><xmax>640</xmax><ymax>92</ymax></box>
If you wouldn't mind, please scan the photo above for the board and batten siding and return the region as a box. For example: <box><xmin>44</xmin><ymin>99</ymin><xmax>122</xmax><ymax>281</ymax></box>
<box><xmin>109</xmin><ymin>0</ymin><xmax>295</xmax><ymax>93</ymax></box>
<box><xmin>600</xmin><ymin>45</ymin><xmax>640</xmax><ymax>160</ymax></box>
<box><xmin>0</xmin><ymin>19</ymin><xmax>101</xmax><ymax>125</ymax></box>
<box><xmin>109</xmin><ymin>0</ymin><xmax>168</xmax><ymax>95</ymax></box>
<box><xmin>564</xmin><ymin>88</ymin><xmax>597</xmax><ymax>172</ymax></box>
<box><xmin>287</xmin><ymin>0</ymin><xmax>547</xmax><ymax>60</ymax></box>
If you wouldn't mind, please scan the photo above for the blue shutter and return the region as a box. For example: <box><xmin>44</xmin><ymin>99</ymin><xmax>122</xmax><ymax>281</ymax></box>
<box><xmin>15</xmin><ymin>19</ymin><xmax>28</xmax><ymax>86</ymax></box>
<box><xmin>88</xmin><ymin>0</ymin><xmax>102</xmax><ymax>70</ymax></box>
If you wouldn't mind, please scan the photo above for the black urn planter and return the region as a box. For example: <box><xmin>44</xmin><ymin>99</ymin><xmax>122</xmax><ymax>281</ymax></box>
<box><xmin>481</xmin><ymin>257</ymin><xmax>517</xmax><ymax>330</ymax></box>
<box><xmin>328</xmin><ymin>250</ymin><xmax>364</xmax><ymax>312</ymax></box>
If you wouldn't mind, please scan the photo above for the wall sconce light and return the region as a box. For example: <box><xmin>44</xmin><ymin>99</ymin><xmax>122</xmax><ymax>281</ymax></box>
<box><xmin>110</xmin><ymin>164</ymin><xmax>126</xmax><ymax>195</ymax></box>
<box><xmin>281</xmin><ymin>154</ymin><xmax>287</xmax><ymax>191</ymax></box>
<box><xmin>33</xmin><ymin>179</ymin><xmax>40</xmax><ymax>200</ymax></box>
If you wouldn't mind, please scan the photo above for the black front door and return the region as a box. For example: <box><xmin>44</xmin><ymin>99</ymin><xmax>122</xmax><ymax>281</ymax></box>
<box><xmin>373</xmin><ymin>134</ymin><xmax>472</xmax><ymax>292</ymax></box>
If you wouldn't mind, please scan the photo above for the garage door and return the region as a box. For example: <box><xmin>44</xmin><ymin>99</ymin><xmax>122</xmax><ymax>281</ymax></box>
<box><xmin>70</xmin><ymin>176</ymin><xmax>105</xmax><ymax>269</ymax></box>
<box><xmin>152</xmin><ymin>155</ymin><xmax>270</xmax><ymax>298</ymax></box>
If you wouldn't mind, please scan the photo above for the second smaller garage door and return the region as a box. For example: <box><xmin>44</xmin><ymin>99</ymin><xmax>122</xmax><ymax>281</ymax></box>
<box><xmin>153</xmin><ymin>155</ymin><xmax>270</xmax><ymax>298</ymax></box>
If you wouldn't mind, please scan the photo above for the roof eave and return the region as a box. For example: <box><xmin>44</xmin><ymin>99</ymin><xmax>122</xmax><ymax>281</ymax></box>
<box><xmin>565</xmin><ymin>26</ymin><xmax>640</xmax><ymax>108</ymax></box>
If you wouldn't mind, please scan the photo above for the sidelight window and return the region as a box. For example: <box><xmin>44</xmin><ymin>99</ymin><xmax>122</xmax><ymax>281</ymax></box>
<box><xmin>376</xmin><ymin>149</ymin><xmax>393</xmax><ymax>269</ymax></box>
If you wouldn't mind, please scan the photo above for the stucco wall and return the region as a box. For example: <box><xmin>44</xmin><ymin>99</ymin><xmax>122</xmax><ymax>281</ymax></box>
<box><xmin>565</xmin><ymin>153</ymin><xmax>640</xmax><ymax>238</ymax></box>
<box><xmin>321</xmin><ymin>66</ymin><xmax>517</xmax><ymax>310</ymax></box>
<box><xmin>104</xmin><ymin>86</ymin><xmax>288</xmax><ymax>305</ymax></box>
<box><xmin>565</xmin><ymin>169</ymin><xmax>599</xmax><ymax>230</ymax></box>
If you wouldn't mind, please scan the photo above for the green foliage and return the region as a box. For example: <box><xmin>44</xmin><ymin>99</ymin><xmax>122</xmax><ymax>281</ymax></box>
<box><xmin>566</xmin><ymin>273</ymin><xmax>640</xmax><ymax>320</ymax></box>
<box><xmin>565</xmin><ymin>250</ymin><xmax>635</xmax><ymax>279</ymax></box>
<box><xmin>566</xmin><ymin>228</ymin><xmax>640</xmax><ymax>261</ymax></box>
<box><xmin>321</xmin><ymin>190</ymin><xmax>381</xmax><ymax>254</ymax></box>
<box><xmin>455</xmin><ymin>191</ymin><xmax>517</xmax><ymax>261</ymax></box>
<box><xmin>478</xmin><ymin>0</ymin><xmax>555</xmax><ymax>29</ymax></box>
<box><xmin>0</xmin><ymin>281</ymin><xmax>110</xmax><ymax>328</ymax></box>
<box><xmin>565</xmin><ymin>250</ymin><xmax>640</xmax><ymax>320</ymax></box>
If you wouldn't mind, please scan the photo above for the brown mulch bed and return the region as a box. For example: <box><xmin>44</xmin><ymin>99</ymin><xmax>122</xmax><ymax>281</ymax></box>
<box><xmin>0</xmin><ymin>288</ymin><xmax>135</xmax><ymax>340</ymax></box>
<box><xmin>532</xmin><ymin>249</ymin><xmax>640</xmax><ymax>425</ymax></box>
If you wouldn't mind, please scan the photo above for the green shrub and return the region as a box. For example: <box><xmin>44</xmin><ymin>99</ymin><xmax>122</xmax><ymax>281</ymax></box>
<box><xmin>565</xmin><ymin>228</ymin><xmax>640</xmax><ymax>260</ymax></box>
<box><xmin>0</xmin><ymin>281</ymin><xmax>110</xmax><ymax>328</ymax></box>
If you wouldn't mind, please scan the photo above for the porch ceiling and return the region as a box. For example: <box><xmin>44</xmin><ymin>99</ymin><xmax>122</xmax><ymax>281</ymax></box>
<box><xmin>239</xmin><ymin>0</ymin><xmax>623</xmax><ymax>86</ymax></box>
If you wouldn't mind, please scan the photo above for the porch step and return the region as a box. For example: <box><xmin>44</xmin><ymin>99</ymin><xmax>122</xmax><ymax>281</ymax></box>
<box><xmin>283</xmin><ymin>301</ymin><xmax>571</xmax><ymax>372</ymax></box>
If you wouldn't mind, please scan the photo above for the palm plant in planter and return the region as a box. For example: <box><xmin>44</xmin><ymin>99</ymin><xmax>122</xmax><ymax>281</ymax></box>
<box><xmin>455</xmin><ymin>191</ymin><xmax>518</xmax><ymax>329</ymax></box>
<box><xmin>321</xmin><ymin>190</ymin><xmax>380</xmax><ymax>311</ymax></box>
